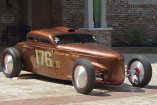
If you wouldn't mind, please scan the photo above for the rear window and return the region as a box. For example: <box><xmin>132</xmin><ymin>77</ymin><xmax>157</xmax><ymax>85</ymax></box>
<box><xmin>54</xmin><ymin>34</ymin><xmax>97</xmax><ymax>45</ymax></box>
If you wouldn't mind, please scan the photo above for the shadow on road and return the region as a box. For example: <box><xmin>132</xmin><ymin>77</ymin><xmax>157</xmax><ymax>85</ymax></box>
<box><xmin>16</xmin><ymin>73</ymin><xmax>157</xmax><ymax>97</ymax></box>
<box><xmin>94</xmin><ymin>83</ymin><xmax>157</xmax><ymax>93</ymax></box>
<box><xmin>145</xmin><ymin>85</ymin><xmax>157</xmax><ymax>90</ymax></box>
<box><xmin>18</xmin><ymin>73</ymin><xmax>73</xmax><ymax>86</ymax></box>
<box><xmin>88</xmin><ymin>84</ymin><xmax>157</xmax><ymax>97</ymax></box>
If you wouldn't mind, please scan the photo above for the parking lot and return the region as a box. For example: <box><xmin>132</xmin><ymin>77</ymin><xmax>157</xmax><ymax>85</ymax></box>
<box><xmin>0</xmin><ymin>46</ymin><xmax>157</xmax><ymax>105</ymax></box>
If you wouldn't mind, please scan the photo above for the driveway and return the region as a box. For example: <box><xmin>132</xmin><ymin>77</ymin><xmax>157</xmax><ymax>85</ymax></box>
<box><xmin>0</xmin><ymin>46</ymin><xmax>157</xmax><ymax>105</ymax></box>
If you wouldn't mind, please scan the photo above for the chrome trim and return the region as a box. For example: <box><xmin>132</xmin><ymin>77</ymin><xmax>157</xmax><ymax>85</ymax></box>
<box><xmin>129</xmin><ymin>61</ymin><xmax>144</xmax><ymax>84</ymax></box>
<box><xmin>4</xmin><ymin>54</ymin><xmax>13</xmax><ymax>74</ymax></box>
<box><xmin>125</xmin><ymin>70</ymin><xmax>136</xmax><ymax>77</ymax></box>
<box><xmin>96</xmin><ymin>77</ymin><xmax>103</xmax><ymax>81</ymax></box>
<box><xmin>95</xmin><ymin>73</ymin><xmax>103</xmax><ymax>76</ymax></box>
<box><xmin>74</xmin><ymin>65</ymin><xmax>87</xmax><ymax>89</ymax></box>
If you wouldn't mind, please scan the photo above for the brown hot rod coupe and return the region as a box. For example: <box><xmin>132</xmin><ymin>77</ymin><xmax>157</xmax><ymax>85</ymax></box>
<box><xmin>0</xmin><ymin>27</ymin><xmax>152</xmax><ymax>94</ymax></box>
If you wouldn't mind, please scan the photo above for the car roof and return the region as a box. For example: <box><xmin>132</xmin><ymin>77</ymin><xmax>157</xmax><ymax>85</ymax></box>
<box><xmin>27</xmin><ymin>27</ymin><xmax>93</xmax><ymax>40</ymax></box>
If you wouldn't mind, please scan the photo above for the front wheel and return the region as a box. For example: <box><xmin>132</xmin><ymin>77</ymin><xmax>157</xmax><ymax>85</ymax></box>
<box><xmin>71</xmin><ymin>59</ymin><xmax>95</xmax><ymax>94</ymax></box>
<box><xmin>127</xmin><ymin>55</ymin><xmax>152</xmax><ymax>87</ymax></box>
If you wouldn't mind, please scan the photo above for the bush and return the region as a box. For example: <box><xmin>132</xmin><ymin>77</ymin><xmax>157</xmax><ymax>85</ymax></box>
<box><xmin>124</xmin><ymin>27</ymin><xmax>146</xmax><ymax>45</ymax></box>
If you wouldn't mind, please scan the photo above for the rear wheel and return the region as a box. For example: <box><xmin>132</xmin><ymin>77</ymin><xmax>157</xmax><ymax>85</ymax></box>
<box><xmin>0</xmin><ymin>47</ymin><xmax>22</xmax><ymax>78</ymax></box>
<box><xmin>71</xmin><ymin>59</ymin><xmax>95</xmax><ymax>94</ymax></box>
<box><xmin>127</xmin><ymin>55</ymin><xmax>152</xmax><ymax>87</ymax></box>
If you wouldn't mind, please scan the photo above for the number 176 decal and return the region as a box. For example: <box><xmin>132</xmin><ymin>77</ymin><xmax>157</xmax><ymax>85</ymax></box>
<box><xmin>35</xmin><ymin>49</ymin><xmax>53</xmax><ymax>67</ymax></box>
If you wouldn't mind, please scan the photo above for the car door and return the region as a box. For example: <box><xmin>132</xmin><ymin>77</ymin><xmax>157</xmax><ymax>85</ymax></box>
<box><xmin>26</xmin><ymin>38</ymin><xmax>57</xmax><ymax>78</ymax></box>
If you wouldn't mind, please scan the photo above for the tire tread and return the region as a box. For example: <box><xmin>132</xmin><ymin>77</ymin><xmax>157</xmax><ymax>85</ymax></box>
<box><xmin>71</xmin><ymin>59</ymin><xmax>95</xmax><ymax>94</ymax></box>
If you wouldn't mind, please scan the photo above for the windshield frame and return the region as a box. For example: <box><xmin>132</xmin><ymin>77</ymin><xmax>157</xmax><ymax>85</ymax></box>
<box><xmin>54</xmin><ymin>34</ymin><xmax>98</xmax><ymax>45</ymax></box>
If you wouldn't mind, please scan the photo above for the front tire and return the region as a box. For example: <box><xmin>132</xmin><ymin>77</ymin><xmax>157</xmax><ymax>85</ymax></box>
<box><xmin>127</xmin><ymin>55</ymin><xmax>152</xmax><ymax>87</ymax></box>
<box><xmin>0</xmin><ymin>47</ymin><xmax>22</xmax><ymax>78</ymax></box>
<box><xmin>71</xmin><ymin>59</ymin><xmax>95</xmax><ymax>94</ymax></box>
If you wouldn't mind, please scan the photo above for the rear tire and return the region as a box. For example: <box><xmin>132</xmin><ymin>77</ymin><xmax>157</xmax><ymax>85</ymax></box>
<box><xmin>71</xmin><ymin>59</ymin><xmax>95</xmax><ymax>94</ymax></box>
<box><xmin>0</xmin><ymin>47</ymin><xmax>22</xmax><ymax>78</ymax></box>
<box><xmin>127</xmin><ymin>55</ymin><xmax>152</xmax><ymax>87</ymax></box>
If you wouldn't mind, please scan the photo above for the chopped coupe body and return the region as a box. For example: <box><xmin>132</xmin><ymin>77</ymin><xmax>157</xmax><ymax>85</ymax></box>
<box><xmin>1</xmin><ymin>27</ymin><xmax>152</xmax><ymax>94</ymax></box>
<box><xmin>15</xmin><ymin>27</ymin><xmax>125</xmax><ymax>85</ymax></box>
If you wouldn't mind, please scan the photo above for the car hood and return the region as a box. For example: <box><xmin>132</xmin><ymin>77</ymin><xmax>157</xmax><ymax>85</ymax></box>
<box><xmin>57</xmin><ymin>43</ymin><xmax>122</xmax><ymax>58</ymax></box>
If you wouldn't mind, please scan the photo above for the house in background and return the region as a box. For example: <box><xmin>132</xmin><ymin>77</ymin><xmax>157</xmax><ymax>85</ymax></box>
<box><xmin>107</xmin><ymin>0</ymin><xmax>157</xmax><ymax>47</ymax></box>
<box><xmin>0</xmin><ymin>0</ymin><xmax>157</xmax><ymax>47</ymax></box>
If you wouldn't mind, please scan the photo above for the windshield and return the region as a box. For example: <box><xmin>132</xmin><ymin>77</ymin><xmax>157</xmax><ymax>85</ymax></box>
<box><xmin>54</xmin><ymin>34</ymin><xmax>97</xmax><ymax>45</ymax></box>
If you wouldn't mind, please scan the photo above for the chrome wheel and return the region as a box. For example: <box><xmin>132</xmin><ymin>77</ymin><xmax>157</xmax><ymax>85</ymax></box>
<box><xmin>4</xmin><ymin>54</ymin><xmax>13</xmax><ymax>74</ymax></box>
<box><xmin>127</xmin><ymin>55</ymin><xmax>152</xmax><ymax>87</ymax></box>
<box><xmin>72</xmin><ymin>59</ymin><xmax>95</xmax><ymax>94</ymax></box>
<box><xmin>130</xmin><ymin>60</ymin><xmax>144</xmax><ymax>84</ymax></box>
<box><xmin>74</xmin><ymin>65</ymin><xmax>87</xmax><ymax>89</ymax></box>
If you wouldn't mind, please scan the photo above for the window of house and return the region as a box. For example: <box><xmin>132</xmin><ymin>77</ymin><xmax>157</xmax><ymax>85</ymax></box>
<box><xmin>83</xmin><ymin>0</ymin><xmax>107</xmax><ymax>28</ymax></box>
<box><xmin>35</xmin><ymin>38</ymin><xmax>51</xmax><ymax>44</ymax></box>
<box><xmin>129</xmin><ymin>0</ymin><xmax>157</xmax><ymax>4</ymax></box>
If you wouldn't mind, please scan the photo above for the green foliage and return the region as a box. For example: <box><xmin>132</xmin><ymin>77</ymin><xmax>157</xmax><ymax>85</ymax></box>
<box><xmin>93</xmin><ymin>0</ymin><xmax>101</xmax><ymax>21</ymax></box>
<box><xmin>124</xmin><ymin>27</ymin><xmax>146</xmax><ymax>45</ymax></box>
